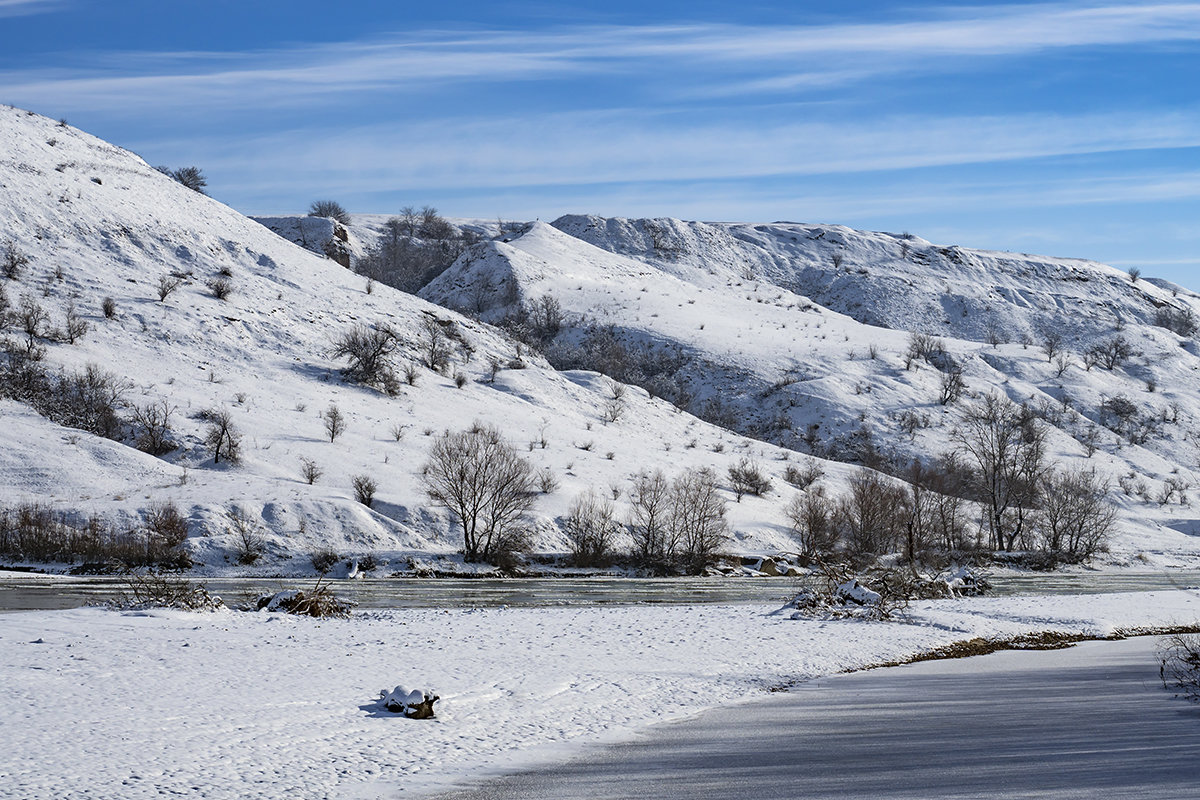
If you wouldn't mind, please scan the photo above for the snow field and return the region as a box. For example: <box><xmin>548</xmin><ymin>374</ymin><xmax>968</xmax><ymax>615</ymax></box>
<box><xmin>3</xmin><ymin>590</ymin><xmax>1199</xmax><ymax>800</ymax></box>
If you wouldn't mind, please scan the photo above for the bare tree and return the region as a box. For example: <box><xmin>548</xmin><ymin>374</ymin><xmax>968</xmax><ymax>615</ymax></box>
<box><xmin>836</xmin><ymin>467</ymin><xmax>908</xmax><ymax>560</ymax></box>
<box><xmin>156</xmin><ymin>274</ymin><xmax>183</xmax><ymax>301</ymax></box>
<box><xmin>3</xmin><ymin>239</ymin><xmax>29</xmax><ymax>280</ymax></box>
<box><xmin>1035</xmin><ymin>466</ymin><xmax>1115</xmax><ymax>560</ymax></box>
<box><xmin>63</xmin><ymin>300</ymin><xmax>88</xmax><ymax>344</ymax></box>
<box><xmin>300</xmin><ymin>458</ymin><xmax>322</xmax><ymax>485</ymax></box>
<box><xmin>1040</xmin><ymin>331</ymin><xmax>1064</xmax><ymax>363</ymax></box>
<box><xmin>628</xmin><ymin>470</ymin><xmax>674</xmax><ymax>567</ymax></box>
<box><xmin>1086</xmin><ymin>335</ymin><xmax>1134</xmax><ymax>371</ymax></box>
<box><xmin>785</xmin><ymin>491</ymin><xmax>836</xmax><ymax>560</ymax></box>
<box><xmin>352</xmin><ymin>474</ymin><xmax>377</xmax><ymax>507</ymax></box>
<box><xmin>227</xmin><ymin>506</ymin><xmax>262</xmax><ymax>563</ymax></box>
<box><xmin>422</xmin><ymin>423</ymin><xmax>536</xmax><ymax>563</ymax></box>
<box><xmin>419</xmin><ymin>316</ymin><xmax>453</xmax><ymax>372</ymax></box>
<box><xmin>323</xmin><ymin>404</ymin><xmax>346</xmax><ymax>442</ymax></box>
<box><xmin>203</xmin><ymin>407</ymin><xmax>242</xmax><ymax>464</ymax></box>
<box><xmin>563</xmin><ymin>490</ymin><xmax>619</xmax><ymax>566</ymax></box>
<box><xmin>166</xmin><ymin>166</ymin><xmax>207</xmax><ymax>194</ymax></box>
<box><xmin>670</xmin><ymin>467</ymin><xmax>728</xmax><ymax>571</ymax></box>
<box><xmin>308</xmin><ymin>200</ymin><xmax>350</xmax><ymax>224</ymax></box>
<box><xmin>937</xmin><ymin>366</ymin><xmax>965</xmax><ymax>406</ymax></box>
<box><xmin>951</xmin><ymin>393</ymin><xmax>1045</xmax><ymax>550</ymax></box>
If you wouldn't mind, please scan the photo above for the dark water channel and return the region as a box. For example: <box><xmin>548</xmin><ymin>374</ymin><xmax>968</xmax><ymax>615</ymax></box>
<box><xmin>2</xmin><ymin>570</ymin><xmax>1200</xmax><ymax>613</ymax></box>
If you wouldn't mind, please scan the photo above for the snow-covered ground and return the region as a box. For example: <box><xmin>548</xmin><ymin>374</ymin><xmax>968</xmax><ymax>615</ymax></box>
<box><xmin>2</xmin><ymin>591</ymin><xmax>1198</xmax><ymax>800</ymax></box>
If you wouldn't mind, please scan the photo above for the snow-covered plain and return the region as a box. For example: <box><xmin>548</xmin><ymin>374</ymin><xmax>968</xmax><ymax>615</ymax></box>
<box><xmin>2</xmin><ymin>591</ymin><xmax>1199</xmax><ymax>800</ymax></box>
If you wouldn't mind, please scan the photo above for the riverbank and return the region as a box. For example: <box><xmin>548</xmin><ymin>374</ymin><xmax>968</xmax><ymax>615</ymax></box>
<box><xmin>2</xmin><ymin>589</ymin><xmax>1199</xmax><ymax>799</ymax></box>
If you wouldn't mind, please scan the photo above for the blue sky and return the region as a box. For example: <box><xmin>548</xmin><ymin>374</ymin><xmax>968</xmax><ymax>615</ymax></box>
<box><xmin>2</xmin><ymin>1</ymin><xmax>1199</xmax><ymax>288</ymax></box>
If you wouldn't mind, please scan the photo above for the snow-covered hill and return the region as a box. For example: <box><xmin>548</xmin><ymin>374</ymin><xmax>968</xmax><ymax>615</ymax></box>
<box><xmin>422</xmin><ymin>218</ymin><xmax>1200</xmax><ymax>565</ymax></box>
<box><xmin>0</xmin><ymin>107</ymin><xmax>819</xmax><ymax>572</ymax></box>
<box><xmin>4</xmin><ymin>106</ymin><xmax>1200</xmax><ymax>571</ymax></box>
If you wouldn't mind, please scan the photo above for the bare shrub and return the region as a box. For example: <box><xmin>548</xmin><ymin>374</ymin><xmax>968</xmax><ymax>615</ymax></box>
<box><xmin>323</xmin><ymin>404</ymin><xmax>346</xmax><ymax>442</ymax></box>
<box><xmin>227</xmin><ymin>507</ymin><xmax>263</xmax><ymax>564</ymax></box>
<box><xmin>164</xmin><ymin>166</ymin><xmax>207</xmax><ymax>194</ymax></box>
<box><xmin>454</xmin><ymin>371</ymin><xmax>468</xmax><ymax>389</ymax></box>
<box><xmin>536</xmin><ymin>467</ymin><xmax>559</xmax><ymax>494</ymax></box>
<box><xmin>3</xmin><ymin>239</ymin><xmax>29</xmax><ymax>280</ymax></box>
<box><xmin>299</xmin><ymin>457</ymin><xmax>322</xmax><ymax>485</ymax></box>
<box><xmin>331</xmin><ymin>323</ymin><xmax>400</xmax><ymax>392</ymax></box>
<box><xmin>101</xmin><ymin>296</ymin><xmax>116</xmax><ymax>319</ymax></box>
<box><xmin>905</xmin><ymin>332</ymin><xmax>945</xmax><ymax>369</ymax></box>
<box><xmin>115</xmin><ymin>572</ymin><xmax>219</xmax><ymax>611</ymax></box>
<box><xmin>352</xmin><ymin>474</ymin><xmax>377</xmax><ymax>507</ymax></box>
<box><xmin>419</xmin><ymin>316</ymin><xmax>453</xmax><ymax>372</ymax></box>
<box><xmin>938</xmin><ymin>366</ymin><xmax>965</xmax><ymax>405</ymax></box>
<box><xmin>310</xmin><ymin>547</ymin><xmax>340</xmax><ymax>574</ymax></box>
<box><xmin>1085</xmin><ymin>335</ymin><xmax>1133</xmax><ymax>371</ymax></box>
<box><xmin>207</xmin><ymin>276</ymin><xmax>234</xmax><ymax>300</ymax></box>
<box><xmin>308</xmin><ymin>199</ymin><xmax>351</xmax><ymax>224</ymax></box>
<box><xmin>63</xmin><ymin>300</ymin><xmax>88</xmax><ymax>344</ymax></box>
<box><xmin>202</xmin><ymin>407</ymin><xmax>242</xmax><ymax>464</ymax></box>
<box><xmin>131</xmin><ymin>399</ymin><xmax>176</xmax><ymax>456</ymax></box>
<box><xmin>783</xmin><ymin>459</ymin><xmax>824</xmax><ymax>489</ymax></box>
<box><xmin>1155</xmin><ymin>306</ymin><xmax>1198</xmax><ymax>337</ymax></box>
<box><xmin>145</xmin><ymin>501</ymin><xmax>191</xmax><ymax>566</ymax></box>
<box><xmin>1159</xmin><ymin>634</ymin><xmax>1200</xmax><ymax>701</ymax></box>
<box><xmin>563</xmin><ymin>490</ymin><xmax>619</xmax><ymax>566</ymax></box>
<box><xmin>422</xmin><ymin>423</ymin><xmax>536</xmax><ymax>563</ymax></box>
<box><xmin>156</xmin><ymin>274</ymin><xmax>183</xmax><ymax>301</ymax></box>
<box><xmin>1040</xmin><ymin>331</ymin><xmax>1063</xmax><ymax>362</ymax></box>
<box><xmin>728</xmin><ymin>457</ymin><xmax>772</xmax><ymax>501</ymax></box>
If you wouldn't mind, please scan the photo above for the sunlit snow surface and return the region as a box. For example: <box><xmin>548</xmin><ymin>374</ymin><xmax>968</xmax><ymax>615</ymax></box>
<box><xmin>2</xmin><ymin>591</ymin><xmax>1199</xmax><ymax>799</ymax></box>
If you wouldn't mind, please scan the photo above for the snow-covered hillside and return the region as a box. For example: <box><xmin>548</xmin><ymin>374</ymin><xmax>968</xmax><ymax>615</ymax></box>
<box><xmin>0</xmin><ymin>107</ymin><xmax>819</xmax><ymax>571</ymax></box>
<box><xmin>4</xmin><ymin>106</ymin><xmax>1200</xmax><ymax>571</ymax></box>
<box><xmin>422</xmin><ymin>218</ymin><xmax>1200</xmax><ymax>565</ymax></box>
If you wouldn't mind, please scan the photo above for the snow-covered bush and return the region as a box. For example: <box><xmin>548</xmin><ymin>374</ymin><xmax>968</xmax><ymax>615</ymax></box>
<box><xmin>114</xmin><ymin>571</ymin><xmax>221</xmax><ymax>611</ymax></box>
<box><xmin>255</xmin><ymin>580</ymin><xmax>352</xmax><ymax>618</ymax></box>
<box><xmin>379</xmin><ymin>686</ymin><xmax>439</xmax><ymax>719</ymax></box>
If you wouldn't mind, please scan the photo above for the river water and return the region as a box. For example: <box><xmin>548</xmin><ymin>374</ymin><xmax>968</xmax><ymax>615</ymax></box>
<box><xmin>2</xmin><ymin>569</ymin><xmax>1199</xmax><ymax>612</ymax></box>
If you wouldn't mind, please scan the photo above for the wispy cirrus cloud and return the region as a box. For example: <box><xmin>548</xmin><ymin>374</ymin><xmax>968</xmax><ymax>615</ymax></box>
<box><xmin>0</xmin><ymin>0</ymin><xmax>62</xmax><ymax>18</ymax></box>
<box><xmin>142</xmin><ymin>108</ymin><xmax>1200</xmax><ymax>197</ymax></box>
<box><xmin>5</xmin><ymin>3</ymin><xmax>1200</xmax><ymax>112</ymax></box>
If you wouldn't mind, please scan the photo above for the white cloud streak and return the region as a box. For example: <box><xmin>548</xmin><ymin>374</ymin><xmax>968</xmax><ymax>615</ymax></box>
<box><xmin>4</xmin><ymin>3</ymin><xmax>1200</xmax><ymax>111</ymax></box>
<box><xmin>0</xmin><ymin>0</ymin><xmax>61</xmax><ymax>17</ymax></box>
<box><xmin>145</xmin><ymin>108</ymin><xmax>1200</xmax><ymax>195</ymax></box>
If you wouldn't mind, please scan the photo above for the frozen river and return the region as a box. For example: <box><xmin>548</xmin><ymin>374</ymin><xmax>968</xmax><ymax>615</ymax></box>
<box><xmin>429</xmin><ymin>636</ymin><xmax>1200</xmax><ymax>800</ymax></box>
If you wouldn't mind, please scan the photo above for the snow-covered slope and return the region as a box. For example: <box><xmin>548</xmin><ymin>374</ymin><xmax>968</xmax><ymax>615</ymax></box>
<box><xmin>0</xmin><ymin>107</ymin><xmax>822</xmax><ymax>571</ymax></box>
<box><xmin>422</xmin><ymin>219</ymin><xmax>1200</xmax><ymax>565</ymax></box>
<box><xmin>552</xmin><ymin>214</ymin><xmax>1200</xmax><ymax>343</ymax></box>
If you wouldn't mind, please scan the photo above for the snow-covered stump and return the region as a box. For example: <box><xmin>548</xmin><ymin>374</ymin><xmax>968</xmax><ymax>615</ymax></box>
<box><xmin>380</xmin><ymin>686</ymin><xmax>439</xmax><ymax>719</ymax></box>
